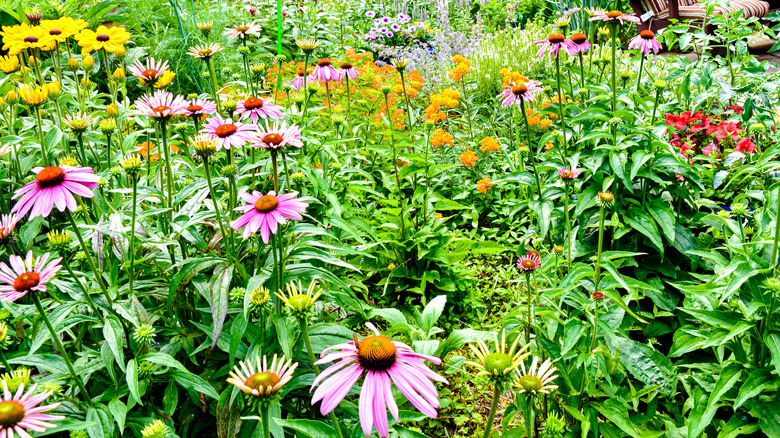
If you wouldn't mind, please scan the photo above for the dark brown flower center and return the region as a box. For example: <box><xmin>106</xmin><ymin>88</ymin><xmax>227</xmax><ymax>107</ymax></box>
<box><xmin>512</xmin><ymin>84</ymin><xmax>528</xmax><ymax>96</ymax></box>
<box><xmin>640</xmin><ymin>30</ymin><xmax>655</xmax><ymax>39</ymax></box>
<box><xmin>340</xmin><ymin>62</ymin><xmax>353</xmax><ymax>69</ymax></box>
<box><xmin>49</xmin><ymin>29</ymin><xmax>61</xmax><ymax>36</ymax></box>
<box><xmin>187</xmin><ymin>105</ymin><xmax>203</xmax><ymax>113</ymax></box>
<box><xmin>236</xmin><ymin>25</ymin><xmax>250</xmax><ymax>32</ymax></box>
<box><xmin>244</xmin><ymin>97</ymin><xmax>264</xmax><ymax>110</ymax></box>
<box><xmin>571</xmin><ymin>33</ymin><xmax>587</xmax><ymax>44</ymax></box>
<box><xmin>215</xmin><ymin>124</ymin><xmax>238</xmax><ymax>138</ymax></box>
<box><xmin>317</xmin><ymin>58</ymin><xmax>331</xmax><ymax>67</ymax></box>
<box><xmin>152</xmin><ymin>105</ymin><xmax>170</xmax><ymax>116</ymax></box>
<box><xmin>297</xmin><ymin>69</ymin><xmax>305</xmax><ymax>77</ymax></box>
<box><xmin>13</xmin><ymin>271</ymin><xmax>40</xmax><ymax>292</ymax></box>
<box><xmin>245</xmin><ymin>372</ymin><xmax>280</xmax><ymax>393</ymax></box>
<box><xmin>24</xmin><ymin>36</ymin><xmax>38</xmax><ymax>43</ymax></box>
<box><xmin>606</xmin><ymin>10</ymin><xmax>623</xmax><ymax>18</ymax></box>
<box><xmin>254</xmin><ymin>195</ymin><xmax>278</xmax><ymax>213</ymax></box>
<box><xmin>548</xmin><ymin>33</ymin><xmax>565</xmax><ymax>44</ymax></box>
<box><xmin>0</xmin><ymin>401</ymin><xmax>25</xmax><ymax>427</ymax></box>
<box><xmin>96</xmin><ymin>34</ymin><xmax>110</xmax><ymax>41</ymax></box>
<box><xmin>36</xmin><ymin>166</ymin><xmax>65</xmax><ymax>188</ymax></box>
<box><xmin>142</xmin><ymin>69</ymin><xmax>159</xmax><ymax>79</ymax></box>
<box><xmin>262</xmin><ymin>133</ymin><xmax>284</xmax><ymax>146</ymax></box>
<box><xmin>355</xmin><ymin>335</ymin><xmax>397</xmax><ymax>371</ymax></box>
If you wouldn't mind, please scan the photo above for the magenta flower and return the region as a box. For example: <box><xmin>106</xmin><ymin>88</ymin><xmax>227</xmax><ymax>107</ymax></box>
<box><xmin>311</xmin><ymin>323</ymin><xmax>448</xmax><ymax>438</ymax></box>
<box><xmin>250</xmin><ymin>122</ymin><xmax>304</xmax><ymax>149</ymax></box>
<box><xmin>185</xmin><ymin>98</ymin><xmax>217</xmax><ymax>117</ymax></box>
<box><xmin>0</xmin><ymin>214</ymin><xmax>18</xmax><ymax>242</ymax></box>
<box><xmin>12</xmin><ymin>166</ymin><xmax>100</xmax><ymax>219</ymax></box>
<box><xmin>231</xmin><ymin>190</ymin><xmax>308</xmax><ymax>242</ymax></box>
<box><xmin>517</xmin><ymin>255</ymin><xmax>541</xmax><ymax>271</ymax></box>
<box><xmin>200</xmin><ymin>114</ymin><xmax>255</xmax><ymax>151</ymax></box>
<box><xmin>589</xmin><ymin>10</ymin><xmax>641</xmax><ymax>25</ymax></box>
<box><xmin>628</xmin><ymin>30</ymin><xmax>662</xmax><ymax>54</ymax></box>
<box><xmin>567</xmin><ymin>33</ymin><xmax>591</xmax><ymax>55</ymax></box>
<box><xmin>223</xmin><ymin>22</ymin><xmax>262</xmax><ymax>40</ymax></box>
<box><xmin>558</xmin><ymin>167</ymin><xmax>581</xmax><ymax>179</ymax></box>
<box><xmin>0</xmin><ymin>382</ymin><xmax>64</xmax><ymax>435</ymax></box>
<box><xmin>498</xmin><ymin>80</ymin><xmax>543</xmax><ymax>108</ymax></box>
<box><xmin>337</xmin><ymin>62</ymin><xmax>360</xmax><ymax>81</ymax></box>
<box><xmin>312</xmin><ymin>58</ymin><xmax>339</xmax><ymax>82</ymax></box>
<box><xmin>0</xmin><ymin>251</ymin><xmax>62</xmax><ymax>302</ymax></box>
<box><xmin>289</xmin><ymin>70</ymin><xmax>309</xmax><ymax>91</ymax></box>
<box><xmin>127</xmin><ymin>56</ymin><xmax>170</xmax><ymax>83</ymax></box>
<box><xmin>236</xmin><ymin>96</ymin><xmax>284</xmax><ymax>123</ymax></box>
<box><xmin>135</xmin><ymin>90</ymin><xmax>188</xmax><ymax>119</ymax></box>
<box><xmin>534</xmin><ymin>33</ymin><xmax>576</xmax><ymax>58</ymax></box>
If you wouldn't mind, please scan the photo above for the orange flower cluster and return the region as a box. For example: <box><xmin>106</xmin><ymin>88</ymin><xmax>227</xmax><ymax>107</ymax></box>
<box><xmin>135</xmin><ymin>141</ymin><xmax>179</xmax><ymax>161</ymax></box>
<box><xmin>425</xmin><ymin>88</ymin><xmax>461</xmax><ymax>123</ymax></box>
<box><xmin>460</xmin><ymin>150</ymin><xmax>477</xmax><ymax>168</ymax></box>
<box><xmin>477</xmin><ymin>177</ymin><xmax>493</xmax><ymax>194</ymax></box>
<box><xmin>480</xmin><ymin>137</ymin><xmax>500</xmax><ymax>153</ymax></box>
<box><xmin>430</xmin><ymin>128</ymin><xmax>454</xmax><ymax>148</ymax></box>
<box><xmin>499</xmin><ymin>68</ymin><xmax>528</xmax><ymax>87</ymax></box>
<box><xmin>449</xmin><ymin>55</ymin><xmax>471</xmax><ymax>82</ymax></box>
<box><xmin>526</xmin><ymin>109</ymin><xmax>554</xmax><ymax>129</ymax></box>
<box><xmin>542</xmin><ymin>94</ymin><xmax>576</xmax><ymax>119</ymax></box>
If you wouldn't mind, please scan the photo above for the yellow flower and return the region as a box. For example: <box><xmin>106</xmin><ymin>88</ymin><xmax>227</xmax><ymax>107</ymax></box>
<box><xmin>0</xmin><ymin>55</ymin><xmax>18</xmax><ymax>74</ymax></box>
<box><xmin>75</xmin><ymin>25</ymin><xmax>131</xmax><ymax>53</ymax></box>
<box><xmin>17</xmin><ymin>84</ymin><xmax>48</xmax><ymax>106</ymax></box>
<box><xmin>0</xmin><ymin>23</ymin><xmax>55</xmax><ymax>56</ymax></box>
<box><xmin>140</xmin><ymin>70</ymin><xmax>175</xmax><ymax>89</ymax></box>
<box><xmin>39</xmin><ymin>17</ymin><xmax>89</xmax><ymax>43</ymax></box>
<box><xmin>275</xmin><ymin>281</ymin><xmax>323</xmax><ymax>316</ymax></box>
<box><xmin>45</xmin><ymin>81</ymin><xmax>61</xmax><ymax>97</ymax></box>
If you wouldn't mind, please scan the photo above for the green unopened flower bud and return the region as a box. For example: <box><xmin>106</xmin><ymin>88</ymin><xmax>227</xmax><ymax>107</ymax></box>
<box><xmin>380</xmin><ymin>84</ymin><xmax>392</xmax><ymax>95</ymax></box>
<box><xmin>597</xmin><ymin>27</ymin><xmax>610</xmax><ymax>41</ymax></box>
<box><xmin>620</xmin><ymin>70</ymin><xmax>631</xmax><ymax>79</ymax></box>
<box><xmin>110</xmin><ymin>165</ymin><xmax>122</xmax><ymax>176</ymax></box>
<box><xmin>0</xmin><ymin>368</ymin><xmax>31</xmax><ymax>394</ymax></box>
<box><xmin>608</xmin><ymin>117</ymin><xmax>621</xmax><ymax>126</ymax></box>
<box><xmin>654</xmin><ymin>79</ymin><xmax>667</xmax><ymax>89</ymax></box>
<box><xmin>221</xmin><ymin>164</ymin><xmax>237</xmax><ymax>177</ymax></box>
<box><xmin>731</xmin><ymin>202</ymin><xmax>748</xmax><ymax>216</ymax></box>
<box><xmin>250</xmin><ymin>286</ymin><xmax>270</xmax><ymax>308</ymax></box>
<box><xmin>229</xmin><ymin>287</ymin><xmax>246</xmax><ymax>303</ymax></box>
<box><xmin>250</xmin><ymin>64</ymin><xmax>265</xmax><ymax>75</ymax></box>
<box><xmin>275</xmin><ymin>54</ymin><xmax>287</xmax><ymax>62</ymax></box>
<box><xmin>187</xmin><ymin>93</ymin><xmax>198</xmax><ymax>100</ymax></box>
<box><xmin>718</xmin><ymin>210</ymin><xmax>731</xmax><ymax>218</ymax></box>
<box><xmin>330</xmin><ymin>162</ymin><xmax>342</xmax><ymax>171</ymax></box>
<box><xmin>222</xmin><ymin>99</ymin><xmax>237</xmax><ymax>112</ymax></box>
<box><xmin>332</xmin><ymin>114</ymin><xmax>346</xmax><ymax>125</ymax></box>
<box><xmin>764</xmin><ymin>277</ymin><xmax>780</xmax><ymax>293</ymax></box>
<box><xmin>200</xmin><ymin>70</ymin><xmax>210</xmax><ymax>79</ymax></box>
<box><xmin>744</xmin><ymin>225</ymin><xmax>755</xmax><ymax>235</ymax></box>
<box><xmin>307</xmin><ymin>81</ymin><xmax>320</xmax><ymax>94</ymax></box>
<box><xmin>47</xmin><ymin>230</ymin><xmax>71</xmax><ymax>251</ymax></box>
<box><xmin>750</xmin><ymin>123</ymin><xmax>766</xmax><ymax>132</ymax></box>
<box><xmin>120</xmin><ymin>153</ymin><xmax>143</xmax><ymax>176</ymax></box>
<box><xmin>59</xmin><ymin>155</ymin><xmax>78</xmax><ymax>167</ymax></box>
<box><xmin>230</xmin><ymin>73</ymin><xmax>241</xmax><ymax>81</ymax></box>
<box><xmin>138</xmin><ymin>360</ymin><xmax>156</xmax><ymax>378</ymax></box>
<box><xmin>134</xmin><ymin>324</ymin><xmax>156</xmax><ymax>344</ymax></box>
<box><xmin>0</xmin><ymin>310</ymin><xmax>10</xmax><ymax>321</ymax></box>
<box><xmin>39</xmin><ymin>381</ymin><xmax>63</xmax><ymax>398</ymax></box>
<box><xmin>140</xmin><ymin>419</ymin><xmax>168</xmax><ymax>438</ymax></box>
<box><xmin>518</xmin><ymin>145</ymin><xmax>529</xmax><ymax>154</ymax></box>
<box><xmin>237</xmin><ymin>46</ymin><xmax>250</xmax><ymax>55</ymax></box>
<box><xmin>71</xmin><ymin>431</ymin><xmax>89</xmax><ymax>438</ymax></box>
<box><xmin>0</xmin><ymin>322</ymin><xmax>9</xmax><ymax>349</ymax></box>
<box><xmin>99</xmin><ymin>118</ymin><xmax>116</xmax><ymax>133</ymax></box>
<box><xmin>291</xmin><ymin>172</ymin><xmax>306</xmax><ymax>183</ymax></box>
<box><xmin>291</xmin><ymin>92</ymin><xmax>305</xmax><ymax>103</ymax></box>
<box><xmin>220</xmin><ymin>67</ymin><xmax>231</xmax><ymax>77</ymax></box>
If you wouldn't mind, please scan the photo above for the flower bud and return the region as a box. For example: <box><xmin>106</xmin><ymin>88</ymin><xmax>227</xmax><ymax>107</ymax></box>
<box><xmin>113</xmin><ymin>67</ymin><xmax>125</xmax><ymax>80</ymax></box>
<box><xmin>66</xmin><ymin>57</ymin><xmax>79</xmax><ymax>71</ymax></box>
<box><xmin>134</xmin><ymin>325</ymin><xmax>156</xmax><ymax>344</ymax></box>
<box><xmin>553</xmin><ymin>245</ymin><xmax>564</xmax><ymax>253</ymax></box>
<box><xmin>730</xmin><ymin>202</ymin><xmax>748</xmax><ymax>216</ymax></box>
<box><xmin>597</xmin><ymin>191</ymin><xmax>614</xmax><ymax>207</ymax></box>
<box><xmin>221</xmin><ymin>164</ymin><xmax>237</xmax><ymax>177</ymax></box>
<box><xmin>250</xmin><ymin>286</ymin><xmax>270</xmax><ymax>307</ymax></box>
<box><xmin>99</xmin><ymin>118</ymin><xmax>116</xmax><ymax>133</ymax></box>
<box><xmin>81</xmin><ymin>55</ymin><xmax>94</xmax><ymax>69</ymax></box>
<box><xmin>592</xmin><ymin>290</ymin><xmax>606</xmax><ymax>300</ymax></box>
<box><xmin>47</xmin><ymin>230</ymin><xmax>71</xmax><ymax>252</ymax></box>
<box><xmin>237</xmin><ymin>46</ymin><xmax>250</xmax><ymax>55</ymax></box>
<box><xmin>59</xmin><ymin>156</ymin><xmax>78</xmax><ymax>166</ymax></box>
<box><xmin>654</xmin><ymin>79</ymin><xmax>667</xmax><ymax>89</ymax></box>
<box><xmin>5</xmin><ymin>91</ymin><xmax>17</xmax><ymax>104</ymax></box>
<box><xmin>106</xmin><ymin>103</ymin><xmax>119</xmax><ymax>117</ymax></box>
<box><xmin>140</xmin><ymin>419</ymin><xmax>168</xmax><ymax>438</ymax></box>
<box><xmin>119</xmin><ymin>153</ymin><xmax>143</xmax><ymax>176</ymax></box>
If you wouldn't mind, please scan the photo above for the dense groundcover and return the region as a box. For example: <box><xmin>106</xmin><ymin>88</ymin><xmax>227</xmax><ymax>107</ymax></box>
<box><xmin>2</xmin><ymin>0</ymin><xmax>780</xmax><ymax>437</ymax></box>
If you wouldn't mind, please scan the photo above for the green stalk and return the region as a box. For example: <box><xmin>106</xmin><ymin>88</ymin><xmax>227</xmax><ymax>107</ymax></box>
<box><xmin>610</xmin><ymin>23</ymin><xmax>618</xmax><ymax>113</ymax></box>
<box><xmin>593</xmin><ymin>204</ymin><xmax>607</xmax><ymax>292</ymax></box>
<box><xmin>563</xmin><ymin>184</ymin><xmax>573</xmax><ymax>270</ymax></box>
<box><xmin>261</xmin><ymin>404</ymin><xmax>271</xmax><ymax>438</ymax></box>
<box><xmin>525</xmin><ymin>271</ymin><xmax>534</xmax><ymax>344</ymax></box>
<box><xmin>35</xmin><ymin>109</ymin><xmax>50</xmax><ymax>165</ymax></box>
<box><xmin>207</xmin><ymin>57</ymin><xmax>222</xmax><ymax>113</ymax></box>
<box><xmin>62</xmin><ymin>256</ymin><xmax>104</xmax><ymax>324</ymax></box>
<box><xmin>482</xmin><ymin>384</ymin><xmax>501</xmax><ymax>438</ymax></box>
<box><xmin>128</xmin><ymin>174</ymin><xmax>138</xmax><ymax>298</ymax></box>
<box><xmin>525</xmin><ymin>394</ymin><xmax>536</xmax><ymax>438</ymax></box>
<box><xmin>385</xmin><ymin>93</ymin><xmax>406</xmax><ymax>241</ymax></box>
<box><xmin>202</xmin><ymin>158</ymin><xmax>233</xmax><ymax>261</ymax></box>
<box><xmin>519</xmin><ymin>99</ymin><xmax>543</xmax><ymax>199</ymax></box>
<box><xmin>772</xmin><ymin>187</ymin><xmax>780</xmax><ymax>273</ymax></box>
<box><xmin>554</xmin><ymin>55</ymin><xmax>568</xmax><ymax>160</ymax></box>
<box><xmin>66</xmin><ymin>210</ymin><xmax>113</xmax><ymax>306</ymax></box>
<box><xmin>636</xmin><ymin>54</ymin><xmax>645</xmax><ymax>92</ymax></box>
<box><xmin>399</xmin><ymin>70</ymin><xmax>413</xmax><ymax>131</ymax></box>
<box><xmin>344</xmin><ymin>75</ymin><xmax>353</xmax><ymax>131</ymax></box>
<box><xmin>299</xmin><ymin>317</ymin><xmax>345</xmax><ymax>438</ymax></box>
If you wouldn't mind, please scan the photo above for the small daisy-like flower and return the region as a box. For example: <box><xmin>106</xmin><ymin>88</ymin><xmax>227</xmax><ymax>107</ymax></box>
<box><xmin>231</xmin><ymin>190</ymin><xmax>308</xmax><ymax>242</ymax></box>
<box><xmin>517</xmin><ymin>255</ymin><xmax>541</xmax><ymax>271</ymax></box>
<box><xmin>295</xmin><ymin>37</ymin><xmax>321</xmax><ymax>54</ymax></box>
<box><xmin>127</xmin><ymin>57</ymin><xmax>170</xmax><ymax>85</ymax></box>
<box><xmin>11</xmin><ymin>166</ymin><xmax>100</xmax><ymax>219</ymax></box>
<box><xmin>276</xmin><ymin>281</ymin><xmax>322</xmax><ymax>316</ymax></box>
<box><xmin>558</xmin><ymin>167</ymin><xmax>581</xmax><ymax>179</ymax></box>
<box><xmin>628</xmin><ymin>30</ymin><xmax>662</xmax><ymax>54</ymax></box>
<box><xmin>0</xmin><ymin>382</ymin><xmax>64</xmax><ymax>435</ymax></box>
<box><xmin>186</xmin><ymin>43</ymin><xmax>223</xmax><ymax>59</ymax></box>
<box><xmin>74</xmin><ymin>25</ymin><xmax>131</xmax><ymax>53</ymax></box>
<box><xmin>337</xmin><ymin>62</ymin><xmax>360</xmax><ymax>81</ymax></box>
<box><xmin>589</xmin><ymin>10</ymin><xmax>641</xmax><ymax>25</ymax></box>
<box><xmin>568</xmin><ymin>33</ymin><xmax>591</xmax><ymax>55</ymax></box>
<box><xmin>62</xmin><ymin>112</ymin><xmax>94</xmax><ymax>134</ymax></box>
<box><xmin>289</xmin><ymin>69</ymin><xmax>310</xmax><ymax>91</ymax></box>
<box><xmin>140</xmin><ymin>420</ymin><xmax>168</xmax><ymax>438</ymax></box>
<box><xmin>250</xmin><ymin>122</ymin><xmax>304</xmax><ymax>149</ymax></box>
<box><xmin>312</xmin><ymin>58</ymin><xmax>339</xmax><ymax>83</ymax></box>
<box><xmin>0</xmin><ymin>251</ymin><xmax>62</xmax><ymax>302</ymax></box>
<box><xmin>200</xmin><ymin>114</ymin><xmax>255</xmax><ymax>151</ymax></box>
<box><xmin>135</xmin><ymin>90</ymin><xmax>188</xmax><ymax>119</ymax></box>
<box><xmin>498</xmin><ymin>80</ymin><xmax>543</xmax><ymax>107</ymax></box>
<box><xmin>534</xmin><ymin>33</ymin><xmax>576</xmax><ymax>58</ymax></box>
<box><xmin>597</xmin><ymin>191</ymin><xmax>614</xmax><ymax>207</ymax></box>
<box><xmin>227</xmin><ymin>354</ymin><xmax>297</xmax><ymax>402</ymax></box>
<box><xmin>513</xmin><ymin>357</ymin><xmax>558</xmax><ymax>394</ymax></box>
<box><xmin>466</xmin><ymin>330</ymin><xmax>531</xmax><ymax>382</ymax></box>
<box><xmin>0</xmin><ymin>215</ymin><xmax>18</xmax><ymax>242</ymax></box>
<box><xmin>223</xmin><ymin>22</ymin><xmax>262</xmax><ymax>40</ymax></box>
<box><xmin>185</xmin><ymin>98</ymin><xmax>217</xmax><ymax>118</ymax></box>
<box><xmin>236</xmin><ymin>97</ymin><xmax>284</xmax><ymax>123</ymax></box>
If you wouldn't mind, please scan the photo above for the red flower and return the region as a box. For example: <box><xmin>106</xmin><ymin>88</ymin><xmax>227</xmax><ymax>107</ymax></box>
<box><xmin>728</xmin><ymin>105</ymin><xmax>744</xmax><ymax>114</ymax></box>
<box><xmin>734</xmin><ymin>137</ymin><xmax>756</xmax><ymax>154</ymax></box>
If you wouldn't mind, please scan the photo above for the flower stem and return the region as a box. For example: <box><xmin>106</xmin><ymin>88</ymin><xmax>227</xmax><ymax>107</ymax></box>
<box><xmin>772</xmin><ymin>187</ymin><xmax>780</xmax><ymax>273</ymax></box>
<box><xmin>344</xmin><ymin>75</ymin><xmax>353</xmax><ymax>131</ymax></box>
<box><xmin>35</xmin><ymin>109</ymin><xmax>50</xmax><ymax>165</ymax></box>
<box><xmin>62</xmin><ymin>256</ymin><xmax>104</xmax><ymax>324</ymax></box>
<box><xmin>202</xmin><ymin>158</ymin><xmax>233</xmax><ymax>261</ymax></box>
<box><xmin>636</xmin><ymin>55</ymin><xmax>645</xmax><ymax>92</ymax></box>
<box><xmin>261</xmin><ymin>404</ymin><xmax>271</xmax><ymax>438</ymax></box>
<box><xmin>298</xmin><ymin>317</ymin><xmax>345</xmax><ymax>438</ymax></box>
<box><xmin>525</xmin><ymin>272</ymin><xmax>534</xmax><ymax>344</ymax></box>
<box><xmin>563</xmin><ymin>184</ymin><xmax>573</xmax><ymax>270</ymax></box>
<box><xmin>32</xmin><ymin>293</ymin><xmax>94</xmax><ymax>409</ymax></box>
<box><xmin>160</xmin><ymin>121</ymin><xmax>176</xmax><ymax>264</ymax></box>
<box><xmin>128</xmin><ymin>175</ymin><xmax>138</xmax><ymax>298</ymax></box>
<box><xmin>524</xmin><ymin>394</ymin><xmax>536</xmax><ymax>438</ymax></box>
<box><xmin>66</xmin><ymin>210</ymin><xmax>112</xmax><ymax>306</ymax></box>
<box><xmin>519</xmin><ymin>100</ymin><xmax>543</xmax><ymax>199</ymax></box>
<box><xmin>554</xmin><ymin>55</ymin><xmax>568</xmax><ymax>160</ymax></box>
<box><xmin>207</xmin><ymin>57</ymin><xmax>221</xmax><ymax>113</ymax></box>
<box><xmin>483</xmin><ymin>383</ymin><xmax>501</xmax><ymax>438</ymax></box>
<box><xmin>593</xmin><ymin>205</ymin><xmax>607</xmax><ymax>292</ymax></box>
<box><xmin>610</xmin><ymin>23</ymin><xmax>618</xmax><ymax>113</ymax></box>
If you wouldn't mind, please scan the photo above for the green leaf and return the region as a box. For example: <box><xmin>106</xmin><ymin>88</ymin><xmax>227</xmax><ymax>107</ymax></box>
<box><xmin>274</xmin><ymin>419</ymin><xmax>337</xmax><ymax>438</ymax></box>
<box><xmin>126</xmin><ymin>359</ymin><xmax>143</xmax><ymax>405</ymax></box>
<box><xmin>107</xmin><ymin>398</ymin><xmax>127</xmax><ymax>431</ymax></box>
<box><xmin>420</xmin><ymin>295</ymin><xmax>447</xmax><ymax>335</ymax></box>
<box><xmin>437</xmin><ymin>329</ymin><xmax>488</xmax><ymax>359</ymax></box>
<box><xmin>626</xmin><ymin>207</ymin><xmax>664</xmax><ymax>254</ymax></box>
<box><xmin>170</xmin><ymin>369</ymin><xmax>219</xmax><ymax>400</ymax></box>
<box><xmin>753</xmin><ymin>401</ymin><xmax>780</xmax><ymax>438</ymax></box>
<box><xmin>229</xmin><ymin>311</ymin><xmax>247</xmax><ymax>367</ymax></box>
<box><xmin>369</xmin><ymin>308</ymin><xmax>407</xmax><ymax>326</ymax></box>
<box><xmin>593</xmin><ymin>398</ymin><xmax>639</xmax><ymax>438</ymax></box>
<box><xmin>764</xmin><ymin>332</ymin><xmax>780</xmax><ymax>377</ymax></box>
<box><xmin>734</xmin><ymin>369</ymin><xmax>774</xmax><ymax>410</ymax></box>
<box><xmin>612</xmin><ymin>337</ymin><xmax>677</xmax><ymax>396</ymax></box>
<box><xmin>210</xmin><ymin>264</ymin><xmax>233</xmax><ymax>349</ymax></box>
<box><xmin>103</xmin><ymin>316</ymin><xmax>125</xmax><ymax>372</ymax></box>
<box><xmin>647</xmin><ymin>198</ymin><xmax>676</xmax><ymax>242</ymax></box>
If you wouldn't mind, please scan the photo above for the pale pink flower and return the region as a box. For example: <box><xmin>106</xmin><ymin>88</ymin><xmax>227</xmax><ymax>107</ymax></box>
<box><xmin>231</xmin><ymin>190</ymin><xmax>308</xmax><ymax>242</ymax></box>
<box><xmin>0</xmin><ymin>382</ymin><xmax>64</xmax><ymax>434</ymax></box>
<box><xmin>558</xmin><ymin>167</ymin><xmax>581</xmax><ymax>179</ymax></box>
<box><xmin>236</xmin><ymin>96</ymin><xmax>284</xmax><ymax>123</ymax></box>
<box><xmin>250</xmin><ymin>122</ymin><xmax>304</xmax><ymax>149</ymax></box>
<box><xmin>567</xmin><ymin>33</ymin><xmax>592</xmax><ymax>55</ymax></box>
<box><xmin>223</xmin><ymin>22</ymin><xmax>262</xmax><ymax>40</ymax></box>
<box><xmin>227</xmin><ymin>354</ymin><xmax>298</xmax><ymax>397</ymax></box>
<box><xmin>127</xmin><ymin>56</ymin><xmax>170</xmax><ymax>82</ymax></box>
<box><xmin>0</xmin><ymin>214</ymin><xmax>18</xmax><ymax>241</ymax></box>
<box><xmin>186</xmin><ymin>43</ymin><xmax>223</xmax><ymax>59</ymax></box>
<box><xmin>312</xmin><ymin>58</ymin><xmax>339</xmax><ymax>83</ymax></box>
<box><xmin>200</xmin><ymin>114</ymin><xmax>255</xmax><ymax>150</ymax></box>
<box><xmin>12</xmin><ymin>166</ymin><xmax>100</xmax><ymax>218</ymax></box>
<box><xmin>289</xmin><ymin>70</ymin><xmax>309</xmax><ymax>91</ymax></box>
<box><xmin>337</xmin><ymin>62</ymin><xmax>360</xmax><ymax>81</ymax></box>
<box><xmin>628</xmin><ymin>30</ymin><xmax>662</xmax><ymax>54</ymax></box>
<box><xmin>498</xmin><ymin>80</ymin><xmax>543</xmax><ymax>107</ymax></box>
<box><xmin>0</xmin><ymin>251</ymin><xmax>62</xmax><ymax>302</ymax></box>
<box><xmin>185</xmin><ymin>98</ymin><xmax>217</xmax><ymax>117</ymax></box>
<box><xmin>134</xmin><ymin>90</ymin><xmax>188</xmax><ymax>119</ymax></box>
<box><xmin>311</xmin><ymin>322</ymin><xmax>448</xmax><ymax>438</ymax></box>
<box><xmin>589</xmin><ymin>10</ymin><xmax>641</xmax><ymax>24</ymax></box>
<box><xmin>517</xmin><ymin>255</ymin><xmax>541</xmax><ymax>271</ymax></box>
<box><xmin>534</xmin><ymin>33</ymin><xmax>577</xmax><ymax>58</ymax></box>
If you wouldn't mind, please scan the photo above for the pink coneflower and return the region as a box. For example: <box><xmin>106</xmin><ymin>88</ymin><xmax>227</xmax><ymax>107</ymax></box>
<box><xmin>127</xmin><ymin>56</ymin><xmax>170</xmax><ymax>84</ymax></box>
<box><xmin>312</xmin><ymin>58</ymin><xmax>339</xmax><ymax>82</ymax></box>
<box><xmin>534</xmin><ymin>33</ymin><xmax>576</xmax><ymax>58</ymax></box>
<box><xmin>628</xmin><ymin>30</ymin><xmax>662</xmax><ymax>54</ymax></box>
<box><xmin>567</xmin><ymin>33</ymin><xmax>591</xmax><ymax>55</ymax></box>
<box><xmin>558</xmin><ymin>167</ymin><xmax>581</xmax><ymax>179</ymax></box>
<box><xmin>250</xmin><ymin>122</ymin><xmax>304</xmax><ymax>149</ymax></box>
<box><xmin>200</xmin><ymin>114</ymin><xmax>255</xmax><ymax>151</ymax></box>
<box><xmin>589</xmin><ymin>10</ymin><xmax>641</xmax><ymax>25</ymax></box>
<box><xmin>337</xmin><ymin>62</ymin><xmax>360</xmax><ymax>81</ymax></box>
<box><xmin>185</xmin><ymin>98</ymin><xmax>217</xmax><ymax>118</ymax></box>
<box><xmin>230</xmin><ymin>190</ymin><xmax>308</xmax><ymax>242</ymax></box>
<box><xmin>0</xmin><ymin>214</ymin><xmax>18</xmax><ymax>242</ymax></box>
<box><xmin>227</xmin><ymin>354</ymin><xmax>298</xmax><ymax>397</ymax></box>
<box><xmin>11</xmin><ymin>166</ymin><xmax>100</xmax><ymax>219</ymax></box>
<box><xmin>0</xmin><ymin>382</ymin><xmax>64</xmax><ymax>435</ymax></box>
<box><xmin>517</xmin><ymin>255</ymin><xmax>541</xmax><ymax>271</ymax></box>
<box><xmin>134</xmin><ymin>90</ymin><xmax>188</xmax><ymax>119</ymax></box>
<box><xmin>312</xmin><ymin>322</ymin><xmax>448</xmax><ymax>438</ymax></box>
<box><xmin>236</xmin><ymin>97</ymin><xmax>284</xmax><ymax>123</ymax></box>
<box><xmin>0</xmin><ymin>251</ymin><xmax>62</xmax><ymax>302</ymax></box>
<box><xmin>186</xmin><ymin>43</ymin><xmax>223</xmax><ymax>59</ymax></box>
<box><xmin>289</xmin><ymin>69</ymin><xmax>309</xmax><ymax>91</ymax></box>
<box><xmin>223</xmin><ymin>22</ymin><xmax>262</xmax><ymax>40</ymax></box>
<box><xmin>498</xmin><ymin>80</ymin><xmax>543</xmax><ymax>107</ymax></box>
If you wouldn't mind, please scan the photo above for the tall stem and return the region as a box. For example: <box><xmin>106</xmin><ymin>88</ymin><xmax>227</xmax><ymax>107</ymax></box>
<box><xmin>636</xmin><ymin>55</ymin><xmax>645</xmax><ymax>92</ymax></box>
<box><xmin>128</xmin><ymin>175</ymin><xmax>138</xmax><ymax>297</ymax></box>
<box><xmin>299</xmin><ymin>317</ymin><xmax>345</xmax><ymax>438</ymax></box>
<box><xmin>35</xmin><ymin>109</ymin><xmax>50</xmax><ymax>165</ymax></box>
<box><xmin>520</xmin><ymin>100</ymin><xmax>543</xmax><ymax>199</ymax></box>
<box><xmin>610</xmin><ymin>23</ymin><xmax>618</xmax><ymax>113</ymax></box>
<box><xmin>344</xmin><ymin>75</ymin><xmax>353</xmax><ymax>131</ymax></box>
<box><xmin>554</xmin><ymin>55</ymin><xmax>568</xmax><ymax>160</ymax></box>
<box><xmin>482</xmin><ymin>384</ymin><xmax>501</xmax><ymax>438</ymax></box>
<box><xmin>772</xmin><ymin>187</ymin><xmax>780</xmax><ymax>273</ymax></box>
<box><xmin>525</xmin><ymin>272</ymin><xmax>534</xmax><ymax>344</ymax></box>
<box><xmin>593</xmin><ymin>205</ymin><xmax>607</xmax><ymax>292</ymax></box>
<box><xmin>66</xmin><ymin>210</ymin><xmax>112</xmax><ymax>305</ymax></box>
<box><xmin>261</xmin><ymin>404</ymin><xmax>271</xmax><ymax>438</ymax></box>
<box><xmin>563</xmin><ymin>184</ymin><xmax>572</xmax><ymax>269</ymax></box>
<box><xmin>62</xmin><ymin>256</ymin><xmax>104</xmax><ymax>324</ymax></box>
<box><xmin>207</xmin><ymin>57</ymin><xmax>222</xmax><ymax>113</ymax></box>
<box><xmin>202</xmin><ymin>159</ymin><xmax>233</xmax><ymax>261</ymax></box>
<box><xmin>399</xmin><ymin>70</ymin><xmax>413</xmax><ymax>132</ymax></box>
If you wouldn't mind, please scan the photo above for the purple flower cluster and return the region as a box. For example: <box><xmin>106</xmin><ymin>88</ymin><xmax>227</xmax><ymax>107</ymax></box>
<box><xmin>364</xmin><ymin>12</ymin><xmax>422</xmax><ymax>44</ymax></box>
